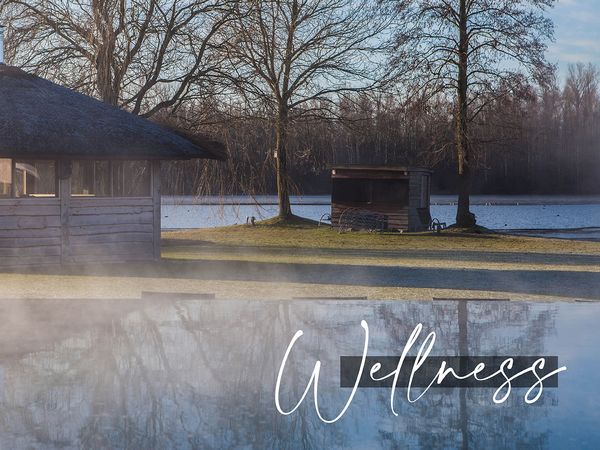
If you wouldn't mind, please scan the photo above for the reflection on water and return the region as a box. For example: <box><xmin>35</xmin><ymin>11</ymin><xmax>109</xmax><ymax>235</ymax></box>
<box><xmin>0</xmin><ymin>299</ymin><xmax>598</xmax><ymax>449</ymax></box>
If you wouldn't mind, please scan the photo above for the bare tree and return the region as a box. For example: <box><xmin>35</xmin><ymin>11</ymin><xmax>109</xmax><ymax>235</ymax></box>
<box><xmin>149</xmin><ymin>67</ymin><xmax>600</xmax><ymax>198</ymax></box>
<box><xmin>223</xmin><ymin>0</ymin><xmax>392</xmax><ymax>219</ymax></box>
<box><xmin>386</xmin><ymin>0</ymin><xmax>555</xmax><ymax>226</ymax></box>
<box><xmin>0</xmin><ymin>0</ymin><xmax>236</xmax><ymax>116</ymax></box>
<box><xmin>562</xmin><ymin>63</ymin><xmax>599</xmax><ymax>191</ymax></box>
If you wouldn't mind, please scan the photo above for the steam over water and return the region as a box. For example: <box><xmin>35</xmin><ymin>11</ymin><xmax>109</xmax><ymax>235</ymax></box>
<box><xmin>0</xmin><ymin>299</ymin><xmax>598</xmax><ymax>449</ymax></box>
<box><xmin>162</xmin><ymin>195</ymin><xmax>600</xmax><ymax>239</ymax></box>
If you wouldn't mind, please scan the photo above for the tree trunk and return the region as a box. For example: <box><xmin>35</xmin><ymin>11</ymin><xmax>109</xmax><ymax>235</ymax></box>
<box><xmin>457</xmin><ymin>165</ymin><xmax>473</xmax><ymax>226</ymax></box>
<box><xmin>93</xmin><ymin>0</ymin><xmax>119</xmax><ymax>106</ymax></box>
<box><xmin>455</xmin><ymin>0</ymin><xmax>475</xmax><ymax>227</ymax></box>
<box><xmin>275</xmin><ymin>108</ymin><xmax>292</xmax><ymax>219</ymax></box>
<box><xmin>96</xmin><ymin>51</ymin><xmax>119</xmax><ymax>105</ymax></box>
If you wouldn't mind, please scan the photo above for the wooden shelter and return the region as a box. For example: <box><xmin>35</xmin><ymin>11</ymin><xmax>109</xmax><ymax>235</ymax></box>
<box><xmin>331</xmin><ymin>166</ymin><xmax>432</xmax><ymax>232</ymax></box>
<box><xmin>0</xmin><ymin>64</ymin><xmax>224</xmax><ymax>267</ymax></box>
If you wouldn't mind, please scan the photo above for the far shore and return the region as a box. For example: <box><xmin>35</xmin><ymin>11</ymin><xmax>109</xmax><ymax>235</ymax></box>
<box><xmin>161</xmin><ymin>193</ymin><xmax>600</xmax><ymax>206</ymax></box>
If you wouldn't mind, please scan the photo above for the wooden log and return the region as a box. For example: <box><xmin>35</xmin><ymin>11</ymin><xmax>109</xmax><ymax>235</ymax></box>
<box><xmin>0</xmin><ymin>237</ymin><xmax>62</xmax><ymax>248</ymax></box>
<box><xmin>68</xmin><ymin>223</ymin><xmax>154</xmax><ymax>236</ymax></box>
<box><xmin>152</xmin><ymin>160</ymin><xmax>161</xmax><ymax>260</ymax></box>
<box><xmin>0</xmin><ymin>216</ymin><xmax>61</xmax><ymax>230</ymax></box>
<box><xmin>70</xmin><ymin>197</ymin><xmax>153</xmax><ymax>207</ymax></box>
<box><xmin>0</xmin><ymin>198</ymin><xmax>60</xmax><ymax>207</ymax></box>
<box><xmin>68</xmin><ymin>212</ymin><xmax>154</xmax><ymax>227</ymax></box>
<box><xmin>68</xmin><ymin>242</ymin><xmax>154</xmax><ymax>257</ymax></box>
<box><xmin>0</xmin><ymin>246</ymin><xmax>61</xmax><ymax>257</ymax></box>
<box><xmin>0</xmin><ymin>227</ymin><xmax>61</xmax><ymax>238</ymax></box>
<box><xmin>66</xmin><ymin>249</ymin><xmax>154</xmax><ymax>264</ymax></box>
<box><xmin>69</xmin><ymin>232</ymin><xmax>153</xmax><ymax>245</ymax></box>
<box><xmin>69</xmin><ymin>205</ymin><xmax>153</xmax><ymax>216</ymax></box>
<box><xmin>59</xmin><ymin>170</ymin><xmax>71</xmax><ymax>265</ymax></box>
<box><xmin>0</xmin><ymin>205</ymin><xmax>61</xmax><ymax>216</ymax></box>
<box><xmin>0</xmin><ymin>255</ymin><xmax>61</xmax><ymax>267</ymax></box>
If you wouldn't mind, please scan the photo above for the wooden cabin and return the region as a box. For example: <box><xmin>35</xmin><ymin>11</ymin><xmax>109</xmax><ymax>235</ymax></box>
<box><xmin>331</xmin><ymin>166</ymin><xmax>432</xmax><ymax>232</ymax></box>
<box><xmin>0</xmin><ymin>64</ymin><xmax>224</xmax><ymax>267</ymax></box>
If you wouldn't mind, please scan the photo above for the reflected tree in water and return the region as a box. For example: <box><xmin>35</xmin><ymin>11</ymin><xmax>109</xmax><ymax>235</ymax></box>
<box><xmin>374</xmin><ymin>301</ymin><xmax>557</xmax><ymax>449</ymax></box>
<box><xmin>0</xmin><ymin>300</ymin><xmax>559</xmax><ymax>449</ymax></box>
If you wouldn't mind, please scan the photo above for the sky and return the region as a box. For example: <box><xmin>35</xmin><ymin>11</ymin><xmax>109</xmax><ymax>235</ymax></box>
<box><xmin>547</xmin><ymin>0</ymin><xmax>600</xmax><ymax>79</ymax></box>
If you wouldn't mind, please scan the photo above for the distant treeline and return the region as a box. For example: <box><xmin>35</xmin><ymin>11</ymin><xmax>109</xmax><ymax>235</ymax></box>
<box><xmin>162</xmin><ymin>63</ymin><xmax>600</xmax><ymax>196</ymax></box>
<box><xmin>3</xmin><ymin>0</ymin><xmax>597</xmax><ymax>197</ymax></box>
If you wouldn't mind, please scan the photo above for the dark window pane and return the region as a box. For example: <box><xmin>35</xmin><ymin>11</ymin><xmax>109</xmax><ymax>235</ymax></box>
<box><xmin>112</xmin><ymin>161</ymin><xmax>151</xmax><ymax>197</ymax></box>
<box><xmin>332</xmin><ymin>178</ymin><xmax>409</xmax><ymax>207</ymax></box>
<box><xmin>71</xmin><ymin>160</ymin><xmax>151</xmax><ymax>197</ymax></box>
<box><xmin>14</xmin><ymin>160</ymin><xmax>56</xmax><ymax>197</ymax></box>
<box><xmin>332</xmin><ymin>179</ymin><xmax>371</xmax><ymax>204</ymax></box>
<box><xmin>0</xmin><ymin>158</ymin><xmax>11</xmax><ymax>197</ymax></box>
<box><xmin>71</xmin><ymin>161</ymin><xmax>110</xmax><ymax>196</ymax></box>
<box><xmin>371</xmin><ymin>180</ymin><xmax>409</xmax><ymax>206</ymax></box>
<box><xmin>93</xmin><ymin>161</ymin><xmax>111</xmax><ymax>196</ymax></box>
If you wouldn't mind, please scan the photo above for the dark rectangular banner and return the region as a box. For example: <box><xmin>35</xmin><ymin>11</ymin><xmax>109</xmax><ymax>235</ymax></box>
<box><xmin>340</xmin><ymin>356</ymin><xmax>560</xmax><ymax>388</ymax></box>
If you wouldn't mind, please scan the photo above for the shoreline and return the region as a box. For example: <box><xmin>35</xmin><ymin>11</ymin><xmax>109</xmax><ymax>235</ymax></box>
<box><xmin>1</xmin><ymin>226</ymin><xmax>598</xmax><ymax>301</ymax></box>
<box><xmin>161</xmin><ymin>194</ymin><xmax>600</xmax><ymax>206</ymax></box>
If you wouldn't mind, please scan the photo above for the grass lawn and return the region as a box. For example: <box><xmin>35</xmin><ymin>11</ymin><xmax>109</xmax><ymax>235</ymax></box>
<box><xmin>163</xmin><ymin>217</ymin><xmax>600</xmax><ymax>256</ymax></box>
<box><xmin>2</xmin><ymin>219</ymin><xmax>598</xmax><ymax>301</ymax></box>
<box><xmin>155</xmin><ymin>219</ymin><xmax>600</xmax><ymax>301</ymax></box>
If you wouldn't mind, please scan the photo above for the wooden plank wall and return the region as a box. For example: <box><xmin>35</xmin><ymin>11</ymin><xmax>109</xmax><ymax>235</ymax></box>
<box><xmin>0</xmin><ymin>196</ymin><xmax>157</xmax><ymax>267</ymax></box>
<box><xmin>408</xmin><ymin>172</ymin><xmax>430</xmax><ymax>232</ymax></box>
<box><xmin>330</xmin><ymin>172</ymin><xmax>431</xmax><ymax>232</ymax></box>
<box><xmin>66</xmin><ymin>197</ymin><xmax>155</xmax><ymax>263</ymax></box>
<box><xmin>1</xmin><ymin>162</ymin><xmax>161</xmax><ymax>267</ymax></box>
<box><xmin>0</xmin><ymin>198</ymin><xmax>62</xmax><ymax>267</ymax></box>
<box><xmin>331</xmin><ymin>204</ymin><xmax>409</xmax><ymax>231</ymax></box>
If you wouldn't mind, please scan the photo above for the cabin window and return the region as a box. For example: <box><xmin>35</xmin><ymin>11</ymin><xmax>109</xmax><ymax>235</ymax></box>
<box><xmin>332</xmin><ymin>178</ymin><xmax>371</xmax><ymax>204</ymax></box>
<box><xmin>332</xmin><ymin>178</ymin><xmax>409</xmax><ymax>206</ymax></box>
<box><xmin>113</xmin><ymin>161</ymin><xmax>152</xmax><ymax>197</ymax></box>
<box><xmin>71</xmin><ymin>160</ymin><xmax>151</xmax><ymax>197</ymax></box>
<box><xmin>13</xmin><ymin>160</ymin><xmax>57</xmax><ymax>198</ymax></box>
<box><xmin>71</xmin><ymin>161</ymin><xmax>111</xmax><ymax>197</ymax></box>
<box><xmin>0</xmin><ymin>158</ymin><xmax>11</xmax><ymax>197</ymax></box>
<box><xmin>371</xmin><ymin>180</ymin><xmax>409</xmax><ymax>206</ymax></box>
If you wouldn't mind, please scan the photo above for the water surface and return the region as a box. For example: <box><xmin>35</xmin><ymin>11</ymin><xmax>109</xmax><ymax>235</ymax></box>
<box><xmin>161</xmin><ymin>195</ymin><xmax>600</xmax><ymax>239</ymax></box>
<box><xmin>0</xmin><ymin>299</ymin><xmax>598</xmax><ymax>449</ymax></box>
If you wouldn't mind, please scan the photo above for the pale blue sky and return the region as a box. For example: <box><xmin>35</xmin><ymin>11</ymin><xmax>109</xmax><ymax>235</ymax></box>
<box><xmin>547</xmin><ymin>0</ymin><xmax>600</xmax><ymax>79</ymax></box>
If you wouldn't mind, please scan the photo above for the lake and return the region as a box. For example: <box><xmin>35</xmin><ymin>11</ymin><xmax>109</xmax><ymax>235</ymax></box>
<box><xmin>162</xmin><ymin>195</ymin><xmax>600</xmax><ymax>240</ymax></box>
<box><xmin>0</xmin><ymin>298</ymin><xmax>597</xmax><ymax>449</ymax></box>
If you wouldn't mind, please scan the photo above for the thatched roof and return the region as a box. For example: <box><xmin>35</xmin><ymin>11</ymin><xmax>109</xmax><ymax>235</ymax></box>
<box><xmin>0</xmin><ymin>64</ymin><xmax>225</xmax><ymax>160</ymax></box>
